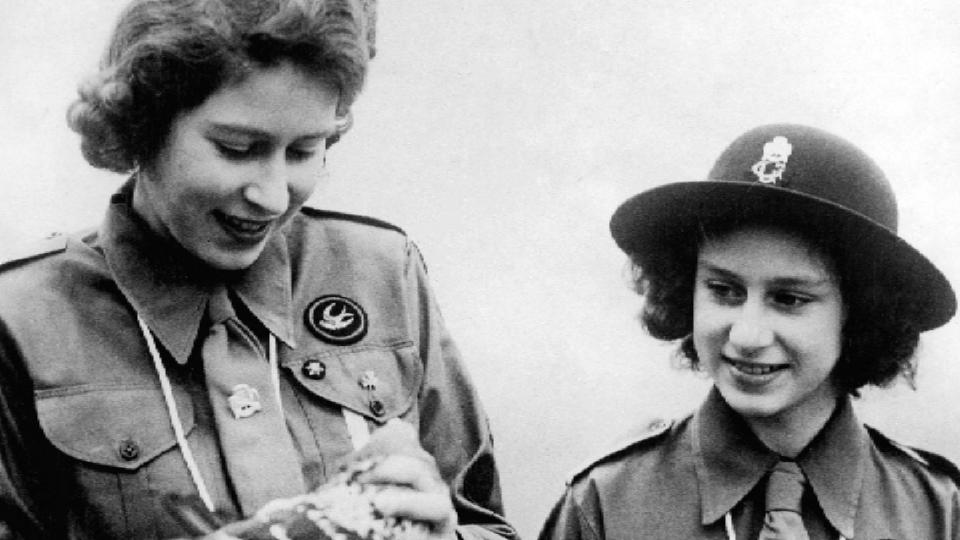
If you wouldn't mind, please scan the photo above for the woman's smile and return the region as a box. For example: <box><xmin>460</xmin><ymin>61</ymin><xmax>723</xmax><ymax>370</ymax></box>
<box><xmin>213</xmin><ymin>211</ymin><xmax>274</xmax><ymax>243</ymax></box>
<box><xmin>132</xmin><ymin>60</ymin><xmax>341</xmax><ymax>271</ymax></box>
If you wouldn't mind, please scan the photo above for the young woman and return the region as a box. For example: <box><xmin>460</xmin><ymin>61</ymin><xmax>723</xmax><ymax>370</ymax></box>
<box><xmin>0</xmin><ymin>1</ymin><xmax>516</xmax><ymax>538</ymax></box>
<box><xmin>539</xmin><ymin>124</ymin><xmax>959</xmax><ymax>539</ymax></box>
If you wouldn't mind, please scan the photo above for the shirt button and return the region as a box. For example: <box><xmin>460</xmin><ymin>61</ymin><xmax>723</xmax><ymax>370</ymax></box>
<box><xmin>301</xmin><ymin>359</ymin><xmax>326</xmax><ymax>380</ymax></box>
<box><xmin>118</xmin><ymin>439</ymin><xmax>140</xmax><ymax>461</ymax></box>
<box><xmin>369</xmin><ymin>399</ymin><xmax>386</xmax><ymax>417</ymax></box>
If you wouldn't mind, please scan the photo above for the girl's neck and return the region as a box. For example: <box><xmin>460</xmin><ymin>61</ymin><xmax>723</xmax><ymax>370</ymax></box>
<box><xmin>744</xmin><ymin>391</ymin><xmax>840</xmax><ymax>458</ymax></box>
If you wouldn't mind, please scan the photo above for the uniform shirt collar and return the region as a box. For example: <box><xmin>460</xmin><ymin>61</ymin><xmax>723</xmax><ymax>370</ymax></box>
<box><xmin>794</xmin><ymin>392</ymin><xmax>866</xmax><ymax>539</ymax></box>
<box><xmin>693</xmin><ymin>387</ymin><xmax>865</xmax><ymax>539</ymax></box>
<box><xmin>100</xmin><ymin>180</ymin><xmax>296</xmax><ymax>364</ymax></box>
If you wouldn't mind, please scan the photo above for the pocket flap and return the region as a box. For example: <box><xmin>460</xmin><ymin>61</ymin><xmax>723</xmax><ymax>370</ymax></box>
<box><xmin>35</xmin><ymin>384</ymin><xmax>194</xmax><ymax>470</ymax></box>
<box><xmin>282</xmin><ymin>341</ymin><xmax>422</xmax><ymax>423</ymax></box>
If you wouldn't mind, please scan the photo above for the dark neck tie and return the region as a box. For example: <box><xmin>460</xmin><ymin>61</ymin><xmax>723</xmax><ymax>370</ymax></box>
<box><xmin>758</xmin><ymin>460</ymin><xmax>811</xmax><ymax>540</ymax></box>
<box><xmin>202</xmin><ymin>287</ymin><xmax>305</xmax><ymax>515</ymax></box>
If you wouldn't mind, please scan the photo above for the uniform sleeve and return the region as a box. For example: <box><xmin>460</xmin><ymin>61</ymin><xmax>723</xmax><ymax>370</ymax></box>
<box><xmin>0</xmin><ymin>319</ymin><xmax>65</xmax><ymax>539</ymax></box>
<box><xmin>402</xmin><ymin>242</ymin><xmax>519</xmax><ymax>540</ymax></box>
<box><xmin>537</xmin><ymin>484</ymin><xmax>600</xmax><ymax>540</ymax></box>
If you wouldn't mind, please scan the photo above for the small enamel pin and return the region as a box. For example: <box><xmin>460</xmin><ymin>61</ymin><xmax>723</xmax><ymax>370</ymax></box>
<box><xmin>227</xmin><ymin>384</ymin><xmax>262</xmax><ymax>419</ymax></box>
<box><xmin>751</xmin><ymin>136</ymin><xmax>793</xmax><ymax>185</ymax></box>
<box><xmin>305</xmin><ymin>295</ymin><xmax>368</xmax><ymax>345</ymax></box>
<box><xmin>358</xmin><ymin>370</ymin><xmax>380</xmax><ymax>391</ymax></box>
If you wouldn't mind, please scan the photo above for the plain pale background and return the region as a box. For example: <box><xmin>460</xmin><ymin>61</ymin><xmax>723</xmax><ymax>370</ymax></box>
<box><xmin>2</xmin><ymin>1</ymin><xmax>960</xmax><ymax>537</ymax></box>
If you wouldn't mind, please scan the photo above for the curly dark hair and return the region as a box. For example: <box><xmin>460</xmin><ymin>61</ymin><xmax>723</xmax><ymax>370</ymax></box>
<box><xmin>630</xmin><ymin>217</ymin><xmax>924</xmax><ymax>395</ymax></box>
<box><xmin>67</xmin><ymin>0</ymin><xmax>372</xmax><ymax>173</ymax></box>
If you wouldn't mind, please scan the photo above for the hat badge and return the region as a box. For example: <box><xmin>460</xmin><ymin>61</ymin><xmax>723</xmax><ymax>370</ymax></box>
<box><xmin>751</xmin><ymin>136</ymin><xmax>793</xmax><ymax>185</ymax></box>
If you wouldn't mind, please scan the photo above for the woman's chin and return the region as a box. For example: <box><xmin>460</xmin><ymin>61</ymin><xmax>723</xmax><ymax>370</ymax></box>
<box><xmin>192</xmin><ymin>243</ymin><xmax>267</xmax><ymax>272</ymax></box>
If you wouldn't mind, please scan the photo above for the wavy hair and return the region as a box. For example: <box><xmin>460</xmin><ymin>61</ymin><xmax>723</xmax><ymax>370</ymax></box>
<box><xmin>67</xmin><ymin>0</ymin><xmax>371</xmax><ymax>173</ymax></box>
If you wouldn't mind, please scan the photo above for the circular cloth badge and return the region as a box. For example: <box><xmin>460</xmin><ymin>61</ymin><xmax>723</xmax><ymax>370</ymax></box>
<box><xmin>305</xmin><ymin>295</ymin><xmax>368</xmax><ymax>345</ymax></box>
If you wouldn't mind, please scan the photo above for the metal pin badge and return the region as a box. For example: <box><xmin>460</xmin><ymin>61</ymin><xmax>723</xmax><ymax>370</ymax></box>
<box><xmin>358</xmin><ymin>370</ymin><xmax>380</xmax><ymax>391</ymax></box>
<box><xmin>227</xmin><ymin>384</ymin><xmax>262</xmax><ymax>419</ymax></box>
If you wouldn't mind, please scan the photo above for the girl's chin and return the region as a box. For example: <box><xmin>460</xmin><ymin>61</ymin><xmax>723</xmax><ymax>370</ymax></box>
<box><xmin>719</xmin><ymin>391</ymin><xmax>784</xmax><ymax>420</ymax></box>
<box><xmin>714</xmin><ymin>379</ymin><xmax>791</xmax><ymax>419</ymax></box>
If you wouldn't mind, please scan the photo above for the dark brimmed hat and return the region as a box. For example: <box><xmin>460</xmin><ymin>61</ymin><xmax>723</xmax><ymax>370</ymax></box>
<box><xmin>610</xmin><ymin>123</ymin><xmax>956</xmax><ymax>331</ymax></box>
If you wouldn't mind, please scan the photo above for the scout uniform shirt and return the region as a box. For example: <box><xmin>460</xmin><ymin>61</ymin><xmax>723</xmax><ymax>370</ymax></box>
<box><xmin>0</xmin><ymin>183</ymin><xmax>517</xmax><ymax>540</ymax></box>
<box><xmin>539</xmin><ymin>388</ymin><xmax>960</xmax><ymax>539</ymax></box>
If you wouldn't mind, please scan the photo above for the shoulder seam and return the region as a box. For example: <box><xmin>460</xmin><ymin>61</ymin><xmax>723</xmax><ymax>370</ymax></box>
<box><xmin>866</xmin><ymin>425</ymin><xmax>960</xmax><ymax>487</ymax></box>
<box><xmin>0</xmin><ymin>234</ymin><xmax>68</xmax><ymax>271</ymax></box>
<box><xmin>299</xmin><ymin>207</ymin><xmax>406</xmax><ymax>236</ymax></box>
<box><xmin>567</xmin><ymin>419</ymin><xmax>673</xmax><ymax>485</ymax></box>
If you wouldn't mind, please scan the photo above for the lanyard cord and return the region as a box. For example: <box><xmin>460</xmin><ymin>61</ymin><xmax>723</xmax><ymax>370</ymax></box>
<box><xmin>137</xmin><ymin>314</ymin><xmax>371</xmax><ymax>513</ymax></box>
<box><xmin>136</xmin><ymin>315</ymin><xmax>281</xmax><ymax>513</ymax></box>
<box><xmin>723</xmin><ymin>511</ymin><xmax>847</xmax><ymax>540</ymax></box>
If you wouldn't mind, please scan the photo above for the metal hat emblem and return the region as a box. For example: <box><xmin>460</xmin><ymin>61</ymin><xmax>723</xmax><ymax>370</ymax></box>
<box><xmin>751</xmin><ymin>136</ymin><xmax>793</xmax><ymax>185</ymax></box>
<box><xmin>305</xmin><ymin>295</ymin><xmax>368</xmax><ymax>345</ymax></box>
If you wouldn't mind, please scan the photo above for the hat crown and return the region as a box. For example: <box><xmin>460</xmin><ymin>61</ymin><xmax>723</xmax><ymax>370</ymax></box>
<box><xmin>708</xmin><ymin>124</ymin><xmax>898</xmax><ymax>232</ymax></box>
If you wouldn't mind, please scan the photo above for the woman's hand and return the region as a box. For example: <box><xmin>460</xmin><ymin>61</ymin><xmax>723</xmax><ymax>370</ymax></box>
<box><xmin>353</xmin><ymin>419</ymin><xmax>459</xmax><ymax>539</ymax></box>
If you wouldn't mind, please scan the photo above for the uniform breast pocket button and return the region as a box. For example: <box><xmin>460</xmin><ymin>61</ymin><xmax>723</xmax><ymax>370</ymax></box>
<box><xmin>118</xmin><ymin>439</ymin><xmax>140</xmax><ymax>461</ymax></box>
<box><xmin>369</xmin><ymin>399</ymin><xmax>386</xmax><ymax>417</ymax></box>
<box><xmin>301</xmin><ymin>359</ymin><xmax>327</xmax><ymax>380</ymax></box>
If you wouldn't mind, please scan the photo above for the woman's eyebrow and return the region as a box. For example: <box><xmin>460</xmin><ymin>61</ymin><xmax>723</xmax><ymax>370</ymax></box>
<box><xmin>205</xmin><ymin>122</ymin><xmax>330</xmax><ymax>140</ymax></box>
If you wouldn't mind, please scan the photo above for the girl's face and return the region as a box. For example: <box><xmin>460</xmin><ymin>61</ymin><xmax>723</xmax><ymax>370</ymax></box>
<box><xmin>693</xmin><ymin>225</ymin><xmax>846</xmax><ymax>428</ymax></box>
<box><xmin>135</xmin><ymin>60</ymin><xmax>341</xmax><ymax>271</ymax></box>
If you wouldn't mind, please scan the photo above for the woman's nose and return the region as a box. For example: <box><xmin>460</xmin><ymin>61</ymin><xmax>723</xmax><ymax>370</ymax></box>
<box><xmin>726</xmin><ymin>305</ymin><xmax>774</xmax><ymax>355</ymax></box>
<box><xmin>243</xmin><ymin>159</ymin><xmax>290</xmax><ymax>215</ymax></box>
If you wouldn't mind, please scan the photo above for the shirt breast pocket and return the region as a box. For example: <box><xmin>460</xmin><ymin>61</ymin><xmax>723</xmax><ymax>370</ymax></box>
<box><xmin>34</xmin><ymin>384</ymin><xmax>195</xmax><ymax>536</ymax></box>
<box><xmin>283</xmin><ymin>339</ymin><xmax>424</xmax><ymax>423</ymax></box>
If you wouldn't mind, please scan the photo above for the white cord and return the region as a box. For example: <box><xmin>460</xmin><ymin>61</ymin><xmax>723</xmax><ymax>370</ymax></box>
<box><xmin>268</xmin><ymin>334</ymin><xmax>283</xmax><ymax>416</ymax></box>
<box><xmin>724</xmin><ymin>512</ymin><xmax>736</xmax><ymax>540</ymax></box>
<box><xmin>137</xmin><ymin>315</ymin><xmax>215</xmax><ymax>512</ymax></box>
<box><xmin>342</xmin><ymin>408</ymin><xmax>370</xmax><ymax>450</ymax></box>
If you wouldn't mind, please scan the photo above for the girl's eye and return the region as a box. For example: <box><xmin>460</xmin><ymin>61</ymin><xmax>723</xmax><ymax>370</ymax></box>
<box><xmin>706</xmin><ymin>281</ymin><xmax>743</xmax><ymax>303</ymax></box>
<box><xmin>772</xmin><ymin>291</ymin><xmax>812</xmax><ymax>309</ymax></box>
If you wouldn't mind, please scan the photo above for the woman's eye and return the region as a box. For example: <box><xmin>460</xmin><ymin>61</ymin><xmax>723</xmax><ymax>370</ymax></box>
<box><xmin>214</xmin><ymin>141</ymin><xmax>252</xmax><ymax>159</ymax></box>
<box><xmin>286</xmin><ymin>146</ymin><xmax>319</xmax><ymax>162</ymax></box>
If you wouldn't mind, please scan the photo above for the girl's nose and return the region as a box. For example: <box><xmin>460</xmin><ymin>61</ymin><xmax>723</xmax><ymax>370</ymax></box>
<box><xmin>726</xmin><ymin>306</ymin><xmax>774</xmax><ymax>356</ymax></box>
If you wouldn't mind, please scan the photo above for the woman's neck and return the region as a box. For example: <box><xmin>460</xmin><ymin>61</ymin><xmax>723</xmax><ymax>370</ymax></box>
<box><xmin>744</xmin><ymin>391</ymin><xmax>841</xmax><ymax>458</ymax></box>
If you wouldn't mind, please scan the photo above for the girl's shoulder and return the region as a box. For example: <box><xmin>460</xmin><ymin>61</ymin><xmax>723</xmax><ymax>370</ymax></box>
<box><xmin>566</xmin><ymin>415</ymin><xmax>691</xmax><ymax>487</ymax></box>
<box><xmin>865</xmin><ymin>425</ymin><xmax>960</xmax><ymax>489</ymax></box>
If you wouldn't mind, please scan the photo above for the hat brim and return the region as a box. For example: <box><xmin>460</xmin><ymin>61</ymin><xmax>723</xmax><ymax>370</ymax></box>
<box><xmin>610</xmin><ymin>181</ymin><xmax>956</xmax><ymax>331</ymax></box>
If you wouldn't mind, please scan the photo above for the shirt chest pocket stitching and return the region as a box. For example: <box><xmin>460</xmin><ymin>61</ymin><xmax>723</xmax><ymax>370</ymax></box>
<box><xmin>281</xmin><ymin>340</ymin><xmax>422</xmax><ymax>422</ymax></box>
<box><xmin>34</xmin><ymin>384</ymin><xmax>195</xmax><ymax>470</ymax></box>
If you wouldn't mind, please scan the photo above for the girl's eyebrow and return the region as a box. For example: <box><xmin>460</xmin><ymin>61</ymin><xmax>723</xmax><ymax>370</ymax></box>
<box><xmin>697</xmin><ymin>260</ymin><xmax>833</xmax><ymax>288</ymax></box>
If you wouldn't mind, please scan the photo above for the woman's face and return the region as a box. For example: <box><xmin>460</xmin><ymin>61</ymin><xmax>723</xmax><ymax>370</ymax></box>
<box><xmin>692</xmin><ymin>225</ymin><xmax>846</xmax><ymax>427</ymax></box>
<box><xmin>135</xmin><ymin>60</ymin><xmax>341</xmax><ymax>271</ymax></box>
